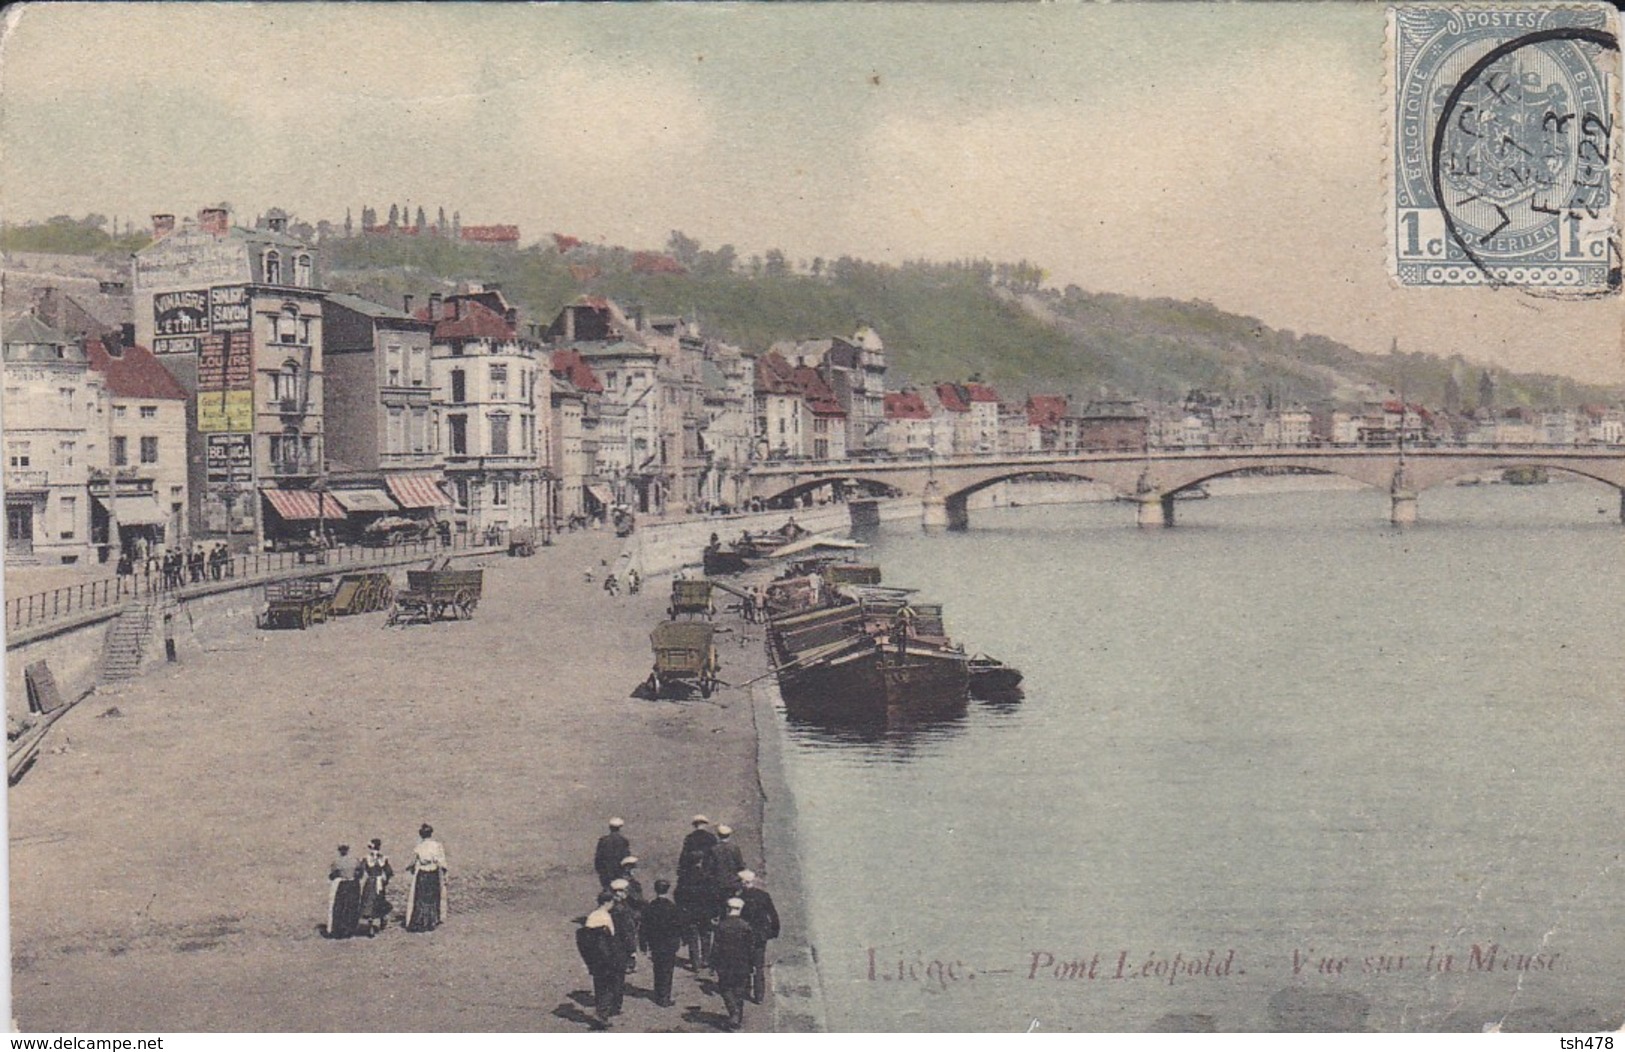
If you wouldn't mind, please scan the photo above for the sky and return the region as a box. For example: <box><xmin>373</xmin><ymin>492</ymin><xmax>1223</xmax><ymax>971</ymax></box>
<box><xmin>2</xmin><ymin>2</ymin><xmax>1622</xmax><ymax>383</ymax></box>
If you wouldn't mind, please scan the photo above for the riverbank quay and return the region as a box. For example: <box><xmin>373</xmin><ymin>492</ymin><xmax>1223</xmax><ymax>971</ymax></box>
<box><xmin>6</xmin><ymin>525</ymin><xmax>800</xmax><ymax>1033</ymax></box>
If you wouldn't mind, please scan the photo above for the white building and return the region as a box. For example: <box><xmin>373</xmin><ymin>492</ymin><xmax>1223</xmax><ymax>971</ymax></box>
<box><xmin>86</xmin><ymin>334</ymin><xmax>190</xmax><ymax>554</ymax></box>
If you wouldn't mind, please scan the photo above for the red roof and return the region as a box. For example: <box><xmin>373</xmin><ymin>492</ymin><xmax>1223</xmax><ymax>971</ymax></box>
<box><xmin>632</xmin><ymin>252</ymin><xmax>686</xmax><ymax>275</ymax></box>
<box><xmin>934</xmin><ymin>383</ymin><xmax>970</xmax><ymax>413</ymax></box>
<box><xmin>460</xmin><ymin>224</ymin><xmax>520</xmax><ymax>243</ymax></box>
<box><xmin>791</xmin><ymin>365</ymin><xmax>845</xmax><ymax>417</ymax></box>
<box><xmin>755</xmin><ymin>351</ymin><xmax>801</xmax><ymax>396</ymax></box>
<box><xmin>965</xmin><ymin>382</ymin><xmax>1001</xmax><ymax>403</ymax></box>
<box><xmin>414</xmin><ymin>299</ymin><xmax>517</xmax><ymax>341</ymax></box>
<box><xmin>1026</xmin><ymin>394</ymin><xmax>1069</xmax><ymax>429</ymax></box>
<box><xmin>85</xmin><ymin>336</ymin><xmax>188</xmax><ymax>401</ymax></box>
<box><xmin>885</xmin><ymin>391</ymin><xmax>931</xmax><ymax>421</ymax></box>
<box><xmin>551</xmin><ymin>349</ymin><xmax>604</xmax><ymax>393</ymax></box>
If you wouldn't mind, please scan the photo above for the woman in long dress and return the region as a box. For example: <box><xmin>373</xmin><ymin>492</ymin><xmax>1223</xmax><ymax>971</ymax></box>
<box><xmin>404</xmin><ymin>824</ymin><xmax>448</xmax><ymax>932</ymax></box>
<box><xmin>358</xmin><ymin>838</ymin><xmax>393</xmax><ymax>936</ymax></box>
<box><xmin>326</xmin><ymin>844</ymin><xmax>363</xmax><ymax>939</ymax></box>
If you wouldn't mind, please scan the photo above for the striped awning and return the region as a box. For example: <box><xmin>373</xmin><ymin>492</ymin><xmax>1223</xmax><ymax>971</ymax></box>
<box><xmin>261</xmin><ymin>488</ymin><xmax>347</xmax><ymax>521</ymax></box>
<box><xmin>386</xmin><ymin>473</ymin><xmax>453</xmax><ymax>509</ymax></box>
<box><xmin>330</xmin><ymin>488</ymin><xmax>398</xmax><ymax>514</ymax></box>
<box><xmin>584</xmin><ymin>483</ymin><xmax>614</xmax><ymax>508</ymax></box>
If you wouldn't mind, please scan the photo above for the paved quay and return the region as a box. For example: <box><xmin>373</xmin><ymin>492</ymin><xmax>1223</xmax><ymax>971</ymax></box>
<box><xmin>8</xmin><ymin>528</ymin><xmax>795</xmax><ymax>1032</ymax></box>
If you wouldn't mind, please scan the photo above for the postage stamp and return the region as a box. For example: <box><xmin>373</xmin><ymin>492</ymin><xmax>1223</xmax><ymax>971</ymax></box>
<box><xmin>1390</xmin><ymin>4</ymin><xmax>1621</xmax><ymax>291</ymax></box>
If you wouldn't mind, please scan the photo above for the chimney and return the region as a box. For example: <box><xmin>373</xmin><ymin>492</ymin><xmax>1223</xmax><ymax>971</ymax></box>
<box><xmin>632</xmin><ymin>306</ymin><xmax>646</xmax><ymax>332</ymax></box>
<box><xmin>428</xmin><ymin>292</ymin><xmax>443</xmax><ymax>321</ymax></box>
<box><xmin>505</xmin><ymin>307</ymin><xmax>518</xmax><ymax>330</ymax></box>
<box><xmin>199</xmin><ymin>207</ymin><xmax>229</xmax><ymax>236</ymax></box>
<box><xmin>564</xmin><ymin>306</ymin><xmax>576</xmax><ymax>342</ymax></box>
<box><xmin>447</xmin><ymin>298</ymin><xmax>459</xmax><ymax>321</ymax></box>
<box><xmin>403</xmin><ymin>294</ymin><xmax>415</xmax><ymax>316</ymax></box>
<box><xmin>120</xmin><ymin>323</ymin><xmax>135</xmax><ymax>350</ymax></box>
<box><xmin>151</xmin><ymin>214</ymin><xmax>176</xmax><ymax>239</ymax></box>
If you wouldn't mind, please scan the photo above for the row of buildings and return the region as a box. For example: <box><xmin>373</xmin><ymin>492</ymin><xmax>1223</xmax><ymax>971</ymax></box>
<box><xmin>5</xmin><ymin>205</ymin><xmax>1622</xmax><ymax>565</ymax></box>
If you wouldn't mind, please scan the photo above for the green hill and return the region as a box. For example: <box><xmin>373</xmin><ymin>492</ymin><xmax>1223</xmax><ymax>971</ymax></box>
<box><xmin>324</xmin><ymin>235</ymin><xmax>1617</xmax><ymax>409</ymax></box>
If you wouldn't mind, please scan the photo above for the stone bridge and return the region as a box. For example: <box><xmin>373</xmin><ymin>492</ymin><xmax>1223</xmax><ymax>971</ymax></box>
<box><xmin>744</xmin><ymin>446</ymin><xmax>1625</xmax><ymax>528</ymax></box>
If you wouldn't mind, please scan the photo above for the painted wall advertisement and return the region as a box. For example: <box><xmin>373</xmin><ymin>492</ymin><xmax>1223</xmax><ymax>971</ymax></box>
<box><xmin>205</xmin><ymin>433</ymin><xmax>253</xmax><ymax>486</ymax></box>
<box><xmin>152</xmin><ymin>284</ymin><xmax>251</xmax><ymax>353</ymax></box>
<box><xmin>208</xmin><ymin>286</ymin><xmax>250</xmax><ymax>333</ymax></box>
<box><xmin>197</xmin><ymin>332</ymin><xmax>254</xmax><ymax>432</ymax></box>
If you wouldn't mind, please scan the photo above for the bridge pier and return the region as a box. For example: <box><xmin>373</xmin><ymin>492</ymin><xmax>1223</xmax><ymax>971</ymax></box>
<box><xmin>1137</xmin><ymin>493</ymin><xmax>1174</xmax><ymax>528</ymax></box>
<box><xmin>922</xmin><ymin>481</ymin><xmax>949</xmax><ymax>531</ymax></box>
<box><xmin>1390</xmin><ymin>489</ymin><xmax>1418</xmax><ymax>526</ymax></box>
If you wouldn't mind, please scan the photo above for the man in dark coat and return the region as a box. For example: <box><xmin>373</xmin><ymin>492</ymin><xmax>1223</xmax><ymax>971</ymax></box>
<box><xmin>609</xmin><ymin>879</ymin><xmax>638</xmax><ymax>976</ymax></box>
<box><xmin>594</xmin><ymin>817</ymin><xmax>629</xmax><ymax>890</ymax></box>
<box><xmin>576</xmin><ymin>891</ymin><xmax>623</xmax><ymax>1028</ymax></box>
<box><xmin>706</xmin><ymin>825</ymin><xmax>746</xmax><ymax>916</ymax></box>
<box><xmin>640</xmin><ymin>879</ymin><xmax>684</xmax><ymax>1007</ymax></box>
<box><xmin>711</xmin><ymin>897</ymin><xmax>754</xmax><ymax>1031</ymax></box>
<box><xmin>678</xmin><ymin>816</ymin><xmax>718</xmax><ymax>884</ymax></box>
<box><xmin>738</xmin><ymin>870</ymin><xmax>781</xmax><ymax>1004</ymax></box>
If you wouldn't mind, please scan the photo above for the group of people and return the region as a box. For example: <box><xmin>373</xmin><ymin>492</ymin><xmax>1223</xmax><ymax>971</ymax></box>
<box><xmin>586</xmin><ymin>559</ymin><xmax>641</xmax><ymax>596</ymax></box>
<box><xmin>577</xmin><ymin>816</ymin><xmax>780</xmax><ymax>1031</ymax></box>
<box><xmin>323</xmin><ymin>825</ymin><xmax>448</xmax><ymax>940</ymax></box>
<box><xmin>117</xmin><ymin>543</ymin><xmax>235</xmax><ymax>594</ymax></box>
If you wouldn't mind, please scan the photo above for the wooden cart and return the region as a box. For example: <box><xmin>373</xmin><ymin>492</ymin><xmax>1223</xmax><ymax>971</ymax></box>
<box><xmin>386</xmin><ymin>566</ymin><xmax>484</xmax><ymax>625</ymax></box>
<box><xmin>330</xmin><ymin>572</ymin><xmax>395</xmax><ymax>616</ymax></box>
<box><xmin>262</xmin><ymin>578</ymin><xmax>335</xmax><ymax>630</ymax></box>
<box><xmin>646</xmin><ymin>621</ymin><xmax>720</xmax><ymax>698</ymax></box>
<box><xmin>668</xmin><ymin>579</ymin><xmax>716</xmax><ymax>621</ymax></box>
<box><xmin>507</xmin><ymin>527</ymin><xmax>537</xmax><ymax>557</ymax></box>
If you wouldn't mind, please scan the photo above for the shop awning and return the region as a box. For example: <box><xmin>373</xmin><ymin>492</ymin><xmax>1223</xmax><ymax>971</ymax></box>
<box><xmin>98</xmin><ymin>495</ymin><xmax>169</xmax><ymax>526</ymax></box>
<box><xmin>585</xmin><ymin>483</ymin><xmax>614</xmax><ymax>508</ymax></box>
<box><xmin>386</xmin><ymin>473</ymin><xmax>453</xmax><ymax>509</ymax></box>
<box><xmin>330</xmin><ymin>488</ymin><xmax>398</xmax><ymax>514</ymax></box>
<box><xmin>261</xmin><ymin>488</ymin><xmax>347</xmax><ymax>522</ymax></box>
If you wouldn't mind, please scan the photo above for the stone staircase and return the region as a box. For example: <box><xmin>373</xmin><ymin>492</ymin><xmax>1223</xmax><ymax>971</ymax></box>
<box><xmin>100</xmin><ymin>600</ymin><xmax>156</xmax><ymax>682</ymax></box>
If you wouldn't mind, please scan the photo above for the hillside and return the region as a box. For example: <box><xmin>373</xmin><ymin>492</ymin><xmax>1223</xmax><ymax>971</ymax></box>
<box><xmin>322</xmin><ymin>235</ymin><xmax>1616</xmax><ymax>409</ymax></box>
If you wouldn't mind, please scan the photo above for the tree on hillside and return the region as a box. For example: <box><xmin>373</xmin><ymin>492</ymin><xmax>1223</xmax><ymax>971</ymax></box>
<box><xmin>437</xmin><ymin>206</ymin><xmax>448</xmax><ymax>235</ymax></box>
<box><xmin>387</xmin><ymin>204</ymin><xmax>399</xmax><ymax>229</ymax></box>
<box><xmin>764</xmin><ymin>248</ymin><xmax>789</xmax><ymax>278</ymax></box>
<box><xmin>694</xmin><ymin>244</ymin><xmax>737</xmax><ymax>277</ymax></box>
<box><xmin>667</xmin><ymin>230</ymin><xmax>702</xmax><ymax>266</ymax></box>
<box><xmin>361</xmin><ymin>206</ymin><xmax>377</xmax><ymax>229</ymax></box>
<box><xmin>416</xmin><ymin>206</ymin><xmax>428</xmax><ymax>232</ymax></box>
<box><xmin>811</xmin><ymin>257</ymin><xmax>824</xmax><ymax>278</ymax></box>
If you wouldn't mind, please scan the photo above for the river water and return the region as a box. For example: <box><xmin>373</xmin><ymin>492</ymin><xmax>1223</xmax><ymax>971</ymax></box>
<box><xmin>772</xmin><ymin>481</ymin><xmax>1625</xmax><ymax>1032</ymax></box>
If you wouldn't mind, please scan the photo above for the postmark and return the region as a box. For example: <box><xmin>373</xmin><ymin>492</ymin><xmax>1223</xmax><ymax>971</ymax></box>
<box><xmin>1390</xmin><ymin>5</ymin><xmax>1621</xmax><ymax>291</ymax></box>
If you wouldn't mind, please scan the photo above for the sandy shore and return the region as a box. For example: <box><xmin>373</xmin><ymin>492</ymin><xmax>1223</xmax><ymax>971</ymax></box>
<box><xmin>7</xmin><ymin>528</ymin><xmax>794</xmax><ymax>1033</ymax></box>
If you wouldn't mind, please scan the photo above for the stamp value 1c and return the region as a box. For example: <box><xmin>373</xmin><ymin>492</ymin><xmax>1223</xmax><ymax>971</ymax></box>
<box><xmin>1389</xmin><ymin>4</ymin><xmax>1621</xmax><ymax>291</ymax></box>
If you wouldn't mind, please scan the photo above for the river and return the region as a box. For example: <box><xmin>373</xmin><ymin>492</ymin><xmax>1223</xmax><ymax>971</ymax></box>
<box><xmin>772</xmin><ymin>480</ymin><xmax>1625</xmax><ymax>1032</ymax></box>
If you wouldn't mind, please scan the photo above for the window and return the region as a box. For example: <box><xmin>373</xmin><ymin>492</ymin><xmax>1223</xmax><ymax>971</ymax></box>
<box><xmin>410</xmin><ymin>346</ymin><xmax>427</xmax><ymax>386</ymax></box>
<box><xmin>140</xmin><ymin>436</ymin><xmax>159</xmax><ymax>464</ymax></box>
<box><xmin>295</xmin><ymin>255</ymin><xmax>312</xmax><ymax>288</ymax></box>
<box><xmin>386</xmin><ymin>345</ymin><xmax>402</xmax><ymax>386</ymax></box>
<box><xmin>450</xmin><ymin>369</ymin><xmax>466</xmax><ymax>404</ymax></box>
<box><xmin>276</xmin><ymin>304</ymin><xmax>299</xmax><ymax>343</ymax></box>
<box><xmin>430</xmin><ymin>409</ymin><xmax>441</xmax><ymax>452</ymax></box>
<box><xmin>7</xmin><ymin>441</ymin><xmax>29</xmax><ymax>468</ymax></box>
<box><xmin>490</xmin><ymin>364</ymin><xmax>508</xmax><ymax>401</ymax></box>
<box><xmin>449</xmin><ymin>414</ymin><xmax>468</xmax><ymax>455</ymax></box>
<box><xmin>111</xmin><ymin>436</ymin><xmax>128</xmax><ymax>466</ymax></box>
<box><xmin>491</xmin><ymin>479</ymin><xmax>509</xmax><ymax>507</ymax></box>
<box><xmin>275</xmin><ymin>360</ymin><xmax>301</xmax><ymax>403</ymax></box>
<box><xmin>59</xmin><ymin>440</ymin><xmax>75</xmax><ymax>467</ymax></box>
<box><xmin>59</xmin><ymin>495</ymin><xmax>75</xmax><ymax>540</ymax></box>
<box><xmin>410</xmin><ymin>408</ymin><xmax>428</xmax><ymax>453</ymax></box>
<box><xmin>453</xmin><ymin>479</ymin><xmax>470</xmax><ymax>510</ymax></box>
<box><xmin>59</xmin><ymin>386</ymin><xmax>75</xmax><ymax>408</ymax></box>
<box><xmin>139</xmin><ymin>405</ymin><xmax>157</xmax><ymax>419</ymax></box>
<box><xmin>265</xmin><ymin>250</ymin><xmax>282</xmax><ymax>285</ymax></box>
<box><xmin>113</xmin><ymin>405</ymin><xmax>127</xmax><ymax>419</ymax></box>
<box><xmin>490</xmin><ymin>412</ymin><xmax>510</xmax><ymax>456</ymax></box>
<box><xmin>388</xmin><ymin>408</ymin><xmax>405</xmax><ymax>451</ymax></box>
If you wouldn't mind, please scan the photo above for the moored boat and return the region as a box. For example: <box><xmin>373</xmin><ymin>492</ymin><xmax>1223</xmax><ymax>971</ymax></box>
<box><xmin>968</xmin><ymin>654</ymin><xmax>1023</xmax><ymax>696</ymax></box>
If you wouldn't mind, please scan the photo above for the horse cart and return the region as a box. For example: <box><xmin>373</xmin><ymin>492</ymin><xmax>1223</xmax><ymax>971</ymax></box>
<box><xmin>261</xmin><ymin>578</ymin><xmax>334</xmax><ymax>630</ymax></box>
<box><xmin>668</xmin><ymin>579</ymin><xmax>716</xmax><ymax>621</ymax></box>
<box><xmin>646</xmin><ymin>621</ymin><xmax>721</xmax><ymax>699</ymax></box>
<box><xmin>507</xmin><ymin>527</ymin><xmax>538</xmax><ymax>557</ymax></box>
<box><xmin>386</xmin><ymin>564</ymin><xmax>484</xmax><ymax>625</ymax></box>
<box><xmin>330</xmin><ymin>572</ymin><xmax>395</xmax><ymax>616</ymax></box>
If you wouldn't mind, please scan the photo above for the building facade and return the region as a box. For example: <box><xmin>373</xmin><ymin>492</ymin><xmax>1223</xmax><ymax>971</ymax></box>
<box><xmin>85</xmin><ymin>333</ymin><xmax>189</xmax><ymax>555</ymax></box>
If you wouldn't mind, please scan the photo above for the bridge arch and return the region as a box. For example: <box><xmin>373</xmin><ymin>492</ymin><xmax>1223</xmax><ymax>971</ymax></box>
<box><xmin>1160</xmin><ymin>464</ymin><xmax>1387</xmax><ymax>496</ymax></box>
<box><xmin>943</xmin><ymin>468</ymin><xmax>1128</xmax><ymax>503</ymax></box>
<box><xmin>1405</xmin><ymin>459</ymin><xmax>1625</xmax><ymax>493</ymax></box>
<box><xmin>756</xmin><ymin>475</ymin><xmax>903</xmax><ymax>509</ymax></box>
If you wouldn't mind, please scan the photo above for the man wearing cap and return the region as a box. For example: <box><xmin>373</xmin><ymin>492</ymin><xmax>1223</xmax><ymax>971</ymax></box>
<box><xmin>595</xmin><ymin>818</ymin><xmax>630</xmax><ymax>890</ymax></box>
<box><xmin>640</xmin><ymin>879</ymin><xmax>684</xmax><ymax>1007</ymax></box>
<box><xmin>609</xmin><ymin>879</ymin><xmax>639</xmax><ymax>976</ymax></box>
<box><xmin>577</xmin><ymin>891</ymin><xmax>623</xmax><ymax>1027</ymax></box>
<box><xmin>707</xmin><ymin>825</ymin><xmax>747</xmax><ymax>915</ymax></box>
<box><xmin>676</xmin><ymin>817</ymin><xmax>719</xmax><ymax>971</ymax></box>
<box><xmin>711</xmin><ymin>897</ymin><xmax>755</xmax><ymax>1030</ymax></box>
<box><xmin>738</xmin><ymin>870</ymin><xmax>781</xmax><ymax>1004</ymax></box>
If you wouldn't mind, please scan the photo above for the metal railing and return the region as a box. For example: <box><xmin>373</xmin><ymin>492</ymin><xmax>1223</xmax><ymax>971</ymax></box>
<box><xmin>5</xmin><ymin>527</ymin><xmax>511</xmax><ymax>636</ymax></box>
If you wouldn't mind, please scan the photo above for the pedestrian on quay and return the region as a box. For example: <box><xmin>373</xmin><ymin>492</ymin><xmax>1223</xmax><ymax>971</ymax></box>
<box><xmin>738</xmin><ymin>870</ymin><xmax>780</xmax><ymax>1004</ymax></box>
<box><xmin>604</xmin><ymin>571</ymin><xmax>619</xmax><ymax>596</ymax></box>
<box><xmin>711</xmin><ymin>898</ymin><xmax>754</xmax><ymax>1031</ymax></box>
<box><xmin>594</xmin><ymin>818</ymin><xmax>629</xmax><ymax>890</ymax></box>
<box><xmin>143</xmin><ymin>552</ymin><xmax>156</xmax><ymax>593</ymax></box>
<box><xmin>358</xmin><ymin>838</ymin><xmax>393</xmax><ymax>936</ymax></box>
<box><xmin>618</xmin><ymin>855</ymin><xmax>645</xmax><ymax>907</ymax></box>
<box><xmin>676</xmin><ymin>815</ymin><xmax>719</xmax><ymax>969</ymax></box>
<box><xmin>116</xmin><ymin>550</ymin><xmax>133</xmax><ymax>596</ymax></box>
<box><xmin>707</xmin><ymin>824</ymin><xmax>747</xmax><ymax>910</ymax></box>
<box><xmin>641</xmin><ymin>879</ymin><xmax>683</xmax><ymax>1006</ymax></box>
<box><xmin>404</xmin><ymin>824</ymin><xmax>448</xmax><ymax>932</ymax></box>
<box><xmin>576</xmin><ymin>891</ymin><xmax>623</xmax><ymax>1027</ymax></box>
<box><xmin>627</xmin><ymin>567</ymin><xmax>641</xmax><ymax>595</ymax></box>
<box><xmin>609</xmin><ymin>878</ymin><xmax>639</xmax><ymax>975</ymax></box>
<box><xmin>584</xmin><ymin>564</ymin><xmax>595</xmax><ymax>585</ymax></box>
<box><xmin>325</xmin><ymin>844</ymin><xmax>363</xmax><ymax>939</ymax></box>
